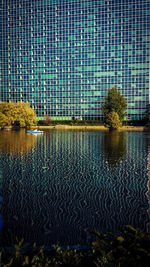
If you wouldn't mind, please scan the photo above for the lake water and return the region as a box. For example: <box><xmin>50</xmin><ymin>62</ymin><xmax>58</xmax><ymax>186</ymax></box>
<box><xmin>0</xmin><ymin>129</ymin><xmax>150</xmax><ymax>247</ymax></box>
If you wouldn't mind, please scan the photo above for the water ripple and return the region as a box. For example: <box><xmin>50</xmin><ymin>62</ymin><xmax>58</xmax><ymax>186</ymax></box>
<box><xmin>0</xmin><ymin>130</ymin><xmax>149</xmax><ymax>246</ymax></box>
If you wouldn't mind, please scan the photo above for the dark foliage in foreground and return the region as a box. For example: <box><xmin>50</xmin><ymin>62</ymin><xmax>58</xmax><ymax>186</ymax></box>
<box><xmin>0</xmin><ymin>225</ymin><xmax>150</xmax><ymax>266</ymax></box>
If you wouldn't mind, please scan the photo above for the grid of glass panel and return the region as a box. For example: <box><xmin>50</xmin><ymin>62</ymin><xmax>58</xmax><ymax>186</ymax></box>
<box><xmin>0</xmin><ymin>0</ymin><xmax>150</xmax><ymax>120</ymax></box>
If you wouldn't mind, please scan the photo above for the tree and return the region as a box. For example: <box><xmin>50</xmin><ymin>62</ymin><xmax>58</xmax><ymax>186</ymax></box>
<box><xmin>102</xmin><ymin>87</ymin><xmax>127</xmax><ymax>121</ymax></box>
<box><xmin>105</xmin><ymin>111</ymin><xmax>122</xmax><ymax>129</ymax></box>
<box><xmin>0</xmin><ymin>102</ymin><xmax>15</xmax><ymax>126</ymax></box>
<box><xmin>0</xmin><ymin>102</ymin><xmax>37</xmax><ymax>127</ymax></box>
<box><xmin>0</xmin><ymin>112</ymin><xmax>10</xmax><ymax>128</ymax></box>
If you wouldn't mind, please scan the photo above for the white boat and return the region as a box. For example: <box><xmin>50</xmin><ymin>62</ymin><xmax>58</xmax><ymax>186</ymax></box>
<box><xmin>27</xmin><ymin>129</ymin><xmax>43</xmax><ymax>134</ymax></box>
<box><xmin>3</xmin><ymin>126</ymin><xmax>12</xmax><ymax>130</ymax></box>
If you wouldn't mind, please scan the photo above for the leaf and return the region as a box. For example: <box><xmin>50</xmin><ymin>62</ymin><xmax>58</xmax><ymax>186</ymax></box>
<box><xmin>117</xmin><ymin>236</ymin><xmax>124</xmax><ymax>243</ymax></box>
<box><xmin>125</xmin><ymin>225</ymin><xmax>136</xmax><ymax>232</ymax></box>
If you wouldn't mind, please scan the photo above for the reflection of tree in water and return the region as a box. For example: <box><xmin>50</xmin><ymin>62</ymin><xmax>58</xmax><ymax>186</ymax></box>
<box><xmin>103</xmin><ymin>131</ymin><xmax>127</xmax><ymax>165</ymax></box>
<box><xmin>0</xmin><ymin>129</ymin><xmax>37</xmax><ymax>155</ymax></box>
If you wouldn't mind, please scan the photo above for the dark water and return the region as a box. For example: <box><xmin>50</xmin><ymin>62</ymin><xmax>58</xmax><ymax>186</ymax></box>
<box><xmin>0</xmin><ymin>129</ymin><xmax>149</xmax><ymax>247</ymax></box>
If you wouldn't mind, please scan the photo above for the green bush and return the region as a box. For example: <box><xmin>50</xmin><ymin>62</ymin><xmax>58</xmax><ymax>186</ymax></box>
<box><xmin>105</xmin><ymin>111</ymin><xmax>122</xmax><ymax>129</ymax></box>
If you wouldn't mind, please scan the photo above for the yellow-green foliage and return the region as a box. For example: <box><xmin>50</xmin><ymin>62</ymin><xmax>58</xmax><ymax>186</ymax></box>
<box><xmin>0</xmin><ymin>112</ymin><xmax>9</xmax><ymax>128</ymax></box>
<box><xmin>106</xmin><ymin>111</ymin><xmax>122</xmax><ymax>129</ymax></box>
<box><xmin>0</xmin><ymin>102</ymin><xmax>37</xmax><ymax>127</ymax></box>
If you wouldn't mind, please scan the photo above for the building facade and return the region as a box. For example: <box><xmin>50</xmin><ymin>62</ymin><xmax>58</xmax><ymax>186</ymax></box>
<box><xmin>0</xmin><ymin>0</ymin><xmax>150</xmax><ymax>120</ymax></box>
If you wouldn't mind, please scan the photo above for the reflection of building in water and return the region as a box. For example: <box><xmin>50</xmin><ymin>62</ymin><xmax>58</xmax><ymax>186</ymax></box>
<box><xmin>146</xmin><ymin>136</ymin><xmax>150</xmax><ymax>233</ymax></box>
<box><xmin>0</xmin><ymin>196</ymin><xmax>2</xmax><ymax>232</ymax></box>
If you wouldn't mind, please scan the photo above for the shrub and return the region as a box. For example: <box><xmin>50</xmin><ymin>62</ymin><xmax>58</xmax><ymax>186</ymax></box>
<box><xmin>105</xmin><ymin>111</ymin><xmax>122</xmax><ymax>129</ymax></box>
<box><xmin>38</xmin><ymin>116</ymin><xmax>52</xmax><ymax>126</ymax></box>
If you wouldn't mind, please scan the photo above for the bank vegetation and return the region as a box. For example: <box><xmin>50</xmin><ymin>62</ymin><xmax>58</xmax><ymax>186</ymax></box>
<box><xmin>0</xmin><ymin>225</ymin><xmax>150</xmax><ymax>266</ymax></box>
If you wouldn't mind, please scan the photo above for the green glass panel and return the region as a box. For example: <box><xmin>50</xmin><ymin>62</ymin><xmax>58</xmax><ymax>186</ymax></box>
<box><xmin>88</xmin><ymin>21</ymin><xmax>95</xmax><ymax>26</ymax></box>
<box><xmin>81</xmin><ymin>104</ymin><xmax>88</xmax><ymax>108</ymax></box>
<box><xmin>29</xmin><ymin>81</ymin><xmax>35</xmax><ymax>85</ymax></box>
<box><xmin>130</xmin><ymin>110</ymin><xmax>139</xmax><ymax>114</ymax></box>
<box><xmin>128</xmin><ymin>103</ymin><xmax>135</xmax><ymax>107</ymax></box>
<box><xmin>88</xmin><ymin>15</ymin><xmax>95</xmax><ymax>19</ymax></box>
<box><xmin>85</xmin><ymin>27</ymin><xmax>95</xmax><ymax>32</ymax></box>
<box><xmin>75</xmin><ymin>67</ymin><xmax>82</xmax><ymax>71</ymax></box>
<box><xmin>35</xmin><ymin>69</ymin><xmax>44</xmax><ymax>72</ymax></box>
<box><xmin>88</xmin><ymin>54</ymin><xmax>95</xmax><ymax>58</ymax></box>
<box><xmin>41</xmin><ymin>74</ymin><xmax>57</xmax><ymax>79</ymax></box>
<box><xmin>68</xmin><ymin>36</ymin><xmax>75</xmax><ymax>40</ymax></box>
<box><xmin>59</xmin><ymin>80</ymin><xmax>65</xmax><ymax>84</ymax></box>
<box><xmin>94</xmin><ymin>92</ymin><xmax>101</xmax><ymax>96</ymax></box>
<box><xmin>136</xmin><ymin>50</ymin><xmax>143</xmax><ymax>55</ymax></box>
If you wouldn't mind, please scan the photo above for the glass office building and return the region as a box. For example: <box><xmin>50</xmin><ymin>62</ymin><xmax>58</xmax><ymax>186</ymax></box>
<box><xmin>0</xmin><ymin>0</ymin><xmax>150</xmax><ymax>120</ymax></box>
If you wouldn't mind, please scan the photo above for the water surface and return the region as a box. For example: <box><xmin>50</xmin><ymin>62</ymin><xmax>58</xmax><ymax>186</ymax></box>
<box><xmin>0</xmin><ymin>129</ymin><xmax>149</xmax><ymax>246</ymax></box>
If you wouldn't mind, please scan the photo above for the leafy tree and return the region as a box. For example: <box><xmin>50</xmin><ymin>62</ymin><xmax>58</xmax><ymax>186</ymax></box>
<box><xmin>105</xmin><ymin>111</ymin><xmax>122</xmax><ymax>129</ymax></box>
<box><xmin>102</xmin><ymin>87</ymin><xmax>127</xmax><ymax>121</ymax></box>
<box><xmin>0</xmin><ymin>112</ymin><xmax>9</xmax><ymax>127</ymax></box>
<box><xmin>0</xmin><ymin>103</ymin><xmax>14</xmax><ymax>126</ymax></box>
<box><xmin>0</xmin><ymin>102</ymin><xmax>37</xmax><ymax>127</ymax></box>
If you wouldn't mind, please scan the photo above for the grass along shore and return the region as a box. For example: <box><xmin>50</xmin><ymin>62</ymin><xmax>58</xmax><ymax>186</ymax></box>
<box><xmin>31</xmin><ymin>125</ymin><xmax>147</xmax><ymax>131</ymax></box>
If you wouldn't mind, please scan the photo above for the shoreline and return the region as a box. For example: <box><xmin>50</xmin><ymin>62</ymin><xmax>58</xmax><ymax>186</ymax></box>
<box><xmin>33</xmin><ymin>125</ymin><xmax>148</xmax><ymax>131</ymax></box>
